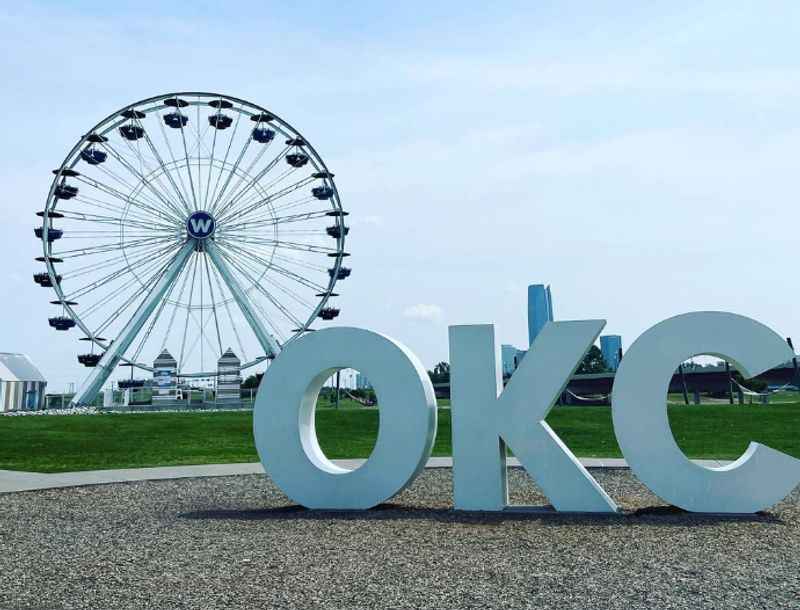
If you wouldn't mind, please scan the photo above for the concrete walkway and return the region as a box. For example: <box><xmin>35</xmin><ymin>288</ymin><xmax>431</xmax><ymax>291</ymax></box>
<box><xmin>0</xmin><ymin>457</ymin><xmax>734</xmax><ymax>494</ymax></box>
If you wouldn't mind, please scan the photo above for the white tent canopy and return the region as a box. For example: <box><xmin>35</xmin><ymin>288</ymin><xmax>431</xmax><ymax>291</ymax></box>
<box><xmin>0</xmin><ymin>353</ymin><xmax>47</xmax><ymax>412</ymax></box>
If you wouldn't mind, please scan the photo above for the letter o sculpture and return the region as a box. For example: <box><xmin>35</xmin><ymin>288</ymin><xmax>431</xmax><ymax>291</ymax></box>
<box><xmin>253</xmin><ymin>327</ymin><xmax>438</xmax><ymax>509</ymax></box>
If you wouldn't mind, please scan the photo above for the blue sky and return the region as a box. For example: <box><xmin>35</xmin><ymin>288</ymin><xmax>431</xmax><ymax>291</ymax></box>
<box><xmin>2</xmin><ymin>1</ymin><xmax>800</xmax><ymax>389</ymax></box>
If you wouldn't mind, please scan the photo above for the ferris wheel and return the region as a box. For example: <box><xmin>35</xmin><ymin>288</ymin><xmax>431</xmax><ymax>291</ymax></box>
<box><xmin>35</xmin><ymin>92</ymin><xmax>351</xmax><ymax>406</ymax></box>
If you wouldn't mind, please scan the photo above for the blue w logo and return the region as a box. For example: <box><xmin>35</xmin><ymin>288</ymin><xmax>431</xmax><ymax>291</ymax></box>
<box><xmin>189</xmin><ymin>217</ymin><xmax>213</xmax><ymax>234</ymax></box>
<box><xmin>186</xmin><ymin>211</ymin><xmax>215</xmax><ymax>239</ymax></box>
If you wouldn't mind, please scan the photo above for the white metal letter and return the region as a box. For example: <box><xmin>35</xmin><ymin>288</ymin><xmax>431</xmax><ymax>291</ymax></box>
<box><xmin>253</xmin><ymin>327</ymin><xmax>437</xmax><ymax>509</ymax></box>
<box><xmin>449</xmin><ymin>322</ymin><xmax>618</xmax><ymax>512</ymax></box>
<box><xmin>612</xmin><ymin>311</ymin><xmax>800</xmax><ymax>513</ymax></box>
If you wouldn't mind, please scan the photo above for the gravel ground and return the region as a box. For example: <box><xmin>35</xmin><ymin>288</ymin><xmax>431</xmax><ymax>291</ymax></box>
<box><xmin>0</xmin><ymin>469</ymin><xmax>797</xmax><ymax>610</ymax></box>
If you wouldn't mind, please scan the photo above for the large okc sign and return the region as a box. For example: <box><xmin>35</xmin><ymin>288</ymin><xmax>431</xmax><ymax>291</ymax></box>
<box><xmin>253</xmin><ymin>312</ymin><xmax>800</xmax><ymax>514</ymax></box>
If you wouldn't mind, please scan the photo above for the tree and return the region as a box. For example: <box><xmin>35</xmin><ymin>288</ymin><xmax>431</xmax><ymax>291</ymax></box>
<box><xmin>731</xmin><ymin>370</ymin><xmax>768</xmax><ymax>392</ymax></box>
<box><xmin>428</xmin><ymin>361</ymin><xmax>450</xmax><ymax>384</ymax></box>
<box><xmin>576</xmin><ymin>346</ymin><xmax>609</xmax><ymax>374</ymax></box>
<box><xmin>242</xmin><ymin>373</ymin><xmax>263</xmax><ymax>389</ymax></box>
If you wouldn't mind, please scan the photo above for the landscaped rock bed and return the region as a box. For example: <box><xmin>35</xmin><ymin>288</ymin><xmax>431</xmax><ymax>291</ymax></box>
<box><xmin>0</xmin><ymin>468</ymin><xmax>797</xmax><ymax>609</ymax></box>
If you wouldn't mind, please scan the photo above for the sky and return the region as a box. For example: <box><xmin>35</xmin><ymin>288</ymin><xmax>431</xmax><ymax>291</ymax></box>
<box><xmin>2</xmin><ymin>1</ymin><xmax>800</xmax><ymax>390</ymax></box>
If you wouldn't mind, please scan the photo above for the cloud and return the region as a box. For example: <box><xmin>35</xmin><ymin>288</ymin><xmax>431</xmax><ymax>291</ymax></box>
<box><xmin>403</xmin><ymin>303</ymin><xmax>444</xmax><ymax>321</ymax></box>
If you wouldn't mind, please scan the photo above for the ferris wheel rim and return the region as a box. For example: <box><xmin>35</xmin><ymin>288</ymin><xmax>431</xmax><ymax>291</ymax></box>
<box><xmin>40</xmin><ymin>92</ymin><xmax>349</xmax><ymax>377</ymax></box>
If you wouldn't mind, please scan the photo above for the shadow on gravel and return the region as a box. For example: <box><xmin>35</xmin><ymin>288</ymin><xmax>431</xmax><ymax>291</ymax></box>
<box><xmin>179</xmin><ymin>503</ymin><xmax>785</xmax><ymax>526</ymax></box>
<box><xmin>628</xmin><ymin>505</ymin><xmax>783</xmax><ymax>524</ymax></box>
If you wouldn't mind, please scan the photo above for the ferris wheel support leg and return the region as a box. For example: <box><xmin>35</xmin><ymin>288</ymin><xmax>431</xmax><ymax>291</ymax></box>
<box><xmin>70</xmin><ymin>241</ymin><xmax>197</xmax><ymax>407</ymax></box>
<box><xmin>205</xmin><ymin>240</ymin><xmax>282</xmax><ymax>358</ymax></box>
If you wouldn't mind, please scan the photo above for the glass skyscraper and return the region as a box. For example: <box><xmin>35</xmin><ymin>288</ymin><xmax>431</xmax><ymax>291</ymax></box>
<box><xmin>600</xmin><ymin>335</ymin><xmax>623</xmax><ymax>371</ymax></box>
<box><xmin>528</xmin><ymin>284</ymin><xmax>554</xmax><ymax>346</ymax></box>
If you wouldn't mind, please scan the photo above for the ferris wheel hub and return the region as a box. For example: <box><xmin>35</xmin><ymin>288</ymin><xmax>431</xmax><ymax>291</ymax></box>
<box><xmin>185</xmin><ymin>210</ymin><xmax>216</xmax><ymax>240</ymax></box>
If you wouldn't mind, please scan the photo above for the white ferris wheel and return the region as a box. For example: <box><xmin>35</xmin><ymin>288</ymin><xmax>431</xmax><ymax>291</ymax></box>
<box><xmin>35</xmin><ymin>92</ymin><xmax>350</xmax><ymax>405</ymax></box>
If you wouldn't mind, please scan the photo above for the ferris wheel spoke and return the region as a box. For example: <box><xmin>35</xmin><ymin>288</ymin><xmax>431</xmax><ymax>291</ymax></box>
<box><xmin>153</xmin><ymin>110</ymin><xmax>196</xmax><ymax>214</ymax></box>
<box><xmin>90</xmin><ymin>244</ymin><xmax>190</xmax><ymax>334</ymax></box>
<box><xmin>159</xmin><ymin>252</ymin><xmax>195</xmax><ymax>353</ymax></box>
<box><xmin>260</xmin><ymin>194</ymin><xmax>319</xmax><ymax>215</ymax></box>
<box><xmin>206</xmin><ymin>125</ymin><xmax>252</xmax><ymax>216</ymax></box>
<box><xmin>52</xmin><ymin>234</ymin><xmax>181</xmax><ymax>260</ymax></box>
<box><xmin>199</xmin><ymin>246</ymin><xmax>205</xmax><ymax>371</ymax></box>
<box><xmin>128</xmin><ymin>135</ymin><xmax>194</xmax><ymax>222</ymax></box>
<box><xmin>223</xmin><ymin>203</ymin><xmax>318</xmax><ymax>235</ymax></box>
<box><xmin>205</xmin><ymin>108</ymin><xmax>245</xmax><ymax>216</ymax></box>
<box><xmin>218</xmin><ymin>240</ymin><xmax>327</xmax><ymax>293</ymax></box>
<box><xmin>99</xmin><ymin>140</ymin><xmax>186</xmax><ymax>221</ymax></box>
<box><xmin>73</xmin><ymin>173</ymin><xmax>182</xmax><ymax>226</ymax></box>
<box><xmin>220</xmin><ymin>209</ymin><xmax>320</xmax><ymax>237</ymax></box>
<box><xmin>211</xmin><ymin>140</ymin><xmax>274</xmax><ymax>218</ymax></box>
<box><xmin>222</xmin><ymin>236</ymin><xmax>338</xmax><ymax>256</ymax></box>
<box><xmin>217</xmin><ymin>175</ymin><xmax>314</xmax><ymax>225</ymax></box>
<box><xmin>249</xmin><ymin>294</ymin><xmax>288</xmax><ymax>345</ymax></box>
<box><xmin>205</xmin><ymin>240</ymin><xmax>282</xmax><ymax>356</ymax></box>
<box><xmin>72</xmin><ymin>193</ymin><xmax>175</xmax><ymax>230</ymax></box>
<box><xmin>202</xmin><ymin>115</ymin><xmax>222</xmax><ymax>212</ymax></box>
<box><xmin>195</xmin><ymin>104</ymin><xmax>203</xmax><ymax>208</ymax></box>
<box><xmin>59</xmin><ymin>230</ymin><xmax>168</xmax><ymax>240</ymax></box>
<box><xmin>104</xmin><ymin>135</ymin><xmax>159</xmax><ymax>168</ymax></box>
<box><xmin>52</xmin><ymin>237</ymin><xmax>178</xmax><ymax>259</ymax></box>
<box><xmin>271</xmin><ymin>250</ymin><xmax>329</xmax><ymax>273</ymax></box>
<box><xmin>228</xmin><ymin>165</ymin><xmax>299</xmax><ymax>211</ymax></box>
<box><xmin>102</xmin><ymin>138</ymin><xmax>160</xmax><ymax>182</ymax></box>
<box><xmin>189</xmin><ymin>112</ymin><xmax>214</xmax><ymax>161</ymax></box>
<box><xmin>220</xmin><ymin>208</ymin><xmax>334</xmax><ymax>233</ymax></box>
<box><xmin>178</xmin><ymin>254</ymin><xmax>200</xmax><ymax>371</ymax></box>
<box><xmin>217</xmin><ymin>165</ymin><xmax>298</xmax><ymax>222</ymax></box>
<box><xmin>81</xmin><ymin>255</ymin><xmax>172</xmax><ymax>320</ymax></box>
<box><xmin>78</xmin><ymin>246</ymin><xmax>186</xmax><ymax>336</ymax></box>
<box><xmin>64</xmin><ymin>241</ymin><xmax>182</xmax><ymax>300</ymax></box>
<box><xmin>55</xmin><ymin>209</ymin><xmax>176</xmax><ymax>233</ymax></box>
<box><xmin>186</xmin><ymin>108</ymin><xmax>216</xmax><ymax>213</ymax></box>
<box><xmin>212</xmin><ymin>242</ymin><xmax>305</xmax><ymax>329</ymax></box>
<box><xmin>275</xmin><ymin>259</ymin><xmax>327</xmax><ymax>274</ymax></box>
<box><xmin>208</xmin><ymin>260</ymin><xmax>249</xmax><ymax>362</ymax></box>
<box><xmin>131</xmin><ymin>129</ymin><xmax>195</xmax><ymax>218</ymax></box>
<box><xmin>230</xmin><ymin>194</ymin><xmax>320</xmax><ymax>226</ymax></box>
<box><xmin>130</xmin><ymin>261</ymin><xmax>183</xmax><ymax>364</ymax></box>
<box><xmin>71</xmin><ymin>241</ymin><xmax>196</xmax><ymax>406</ymax></box>
<box><xmin>180</xmin><ymin>308</ymin><xmax>224</xmax><ymax>373</ymax></box>
<box><xmin>211</xmin><ymin>144</ymin><xmax>289</xmax><ymax>218</ymax></box>
<box><xmin>61</xmin><ymin>237</ymin><xmax>178</xmax><ymax>280</ymax></box>
<box><xmin>202</xmin><ymin>252</ymin><xmax>224</xmax><ymax>357</ymax></box>
<box><xmin>81</xmin><ymin>251</ymin><xmax>180</xmax><ymax>320</ymax></box>
<box><xmin>61</xmin><ymin>191</ymin><xmax>178</xmax><ymax>232</ymax></box>
<box><xmin>227</xmin><ymin>251</ymin><xmax>315</xmax><ymax>309</ymax></box>
<box><xmin>172</xmin><ymin>112</ymin><xmax>203</xmax><ymax>210</ymax></box>
<box><xmin>90</xmin><ymin>159</ymin><xmax>182</xmax><ymax>223</ymax></box>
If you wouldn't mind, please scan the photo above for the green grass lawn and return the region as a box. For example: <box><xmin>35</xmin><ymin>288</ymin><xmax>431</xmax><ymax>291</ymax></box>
<box><xmin>0</xmin><ymin>402</ymin><xmax>798</xmax><ymax>473</ymax></box>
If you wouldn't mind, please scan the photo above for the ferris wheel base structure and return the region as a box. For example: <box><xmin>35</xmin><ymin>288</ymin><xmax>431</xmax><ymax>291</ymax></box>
<box><xmin>70</xmin><ymin>234</ymin><xmax>283</xmax><ymax>407</ymax></box>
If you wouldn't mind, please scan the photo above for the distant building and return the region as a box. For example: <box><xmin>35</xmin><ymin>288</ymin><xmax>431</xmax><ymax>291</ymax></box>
<box><xmin>528</xmin><ymin>284</ymin><xmax>554</xmax><ymax>346</ymax></box>
<box><xmin>0</xmin><ymin>353</ymin><xmax>47</xmax><ymax>412</ymax></box>
<box><xmin>216</xmin><ymin>348</ymin><xmax>242</xmax><ymax>405</ymax></box>
<box><xmin>356</xmin><ymin>372</ymin><xmax>371</xmax><ymax>390</ymax></box>
<box><xmin>152</xmin><ymin>349</ymin><xmax>178</xmax><ymax>404</ymax></box>
<box><xmin>600</xmin><ymin>335</ymin><xmax>623</xmax><ymax>371</ymax></box>
<box><xmin>501</xmin><ymin>344</ymin><xmax>526</xmax><ymax>377</ymax></box>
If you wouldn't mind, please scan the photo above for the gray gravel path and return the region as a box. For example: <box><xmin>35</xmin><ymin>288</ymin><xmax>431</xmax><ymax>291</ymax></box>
<box><xmin>0</xmin><ymin>469</ymin><xmax>797</xmax><ymax>609</ymax></box>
